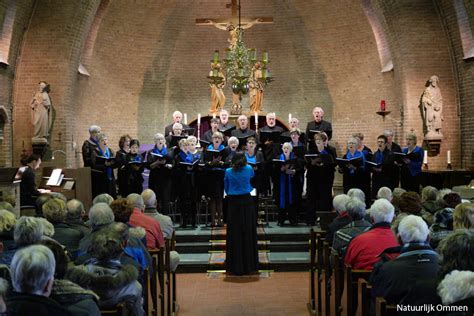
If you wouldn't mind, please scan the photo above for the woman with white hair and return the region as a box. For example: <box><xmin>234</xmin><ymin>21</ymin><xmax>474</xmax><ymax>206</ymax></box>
<box><xmin>340</xmin><ymin>136</ymin><xmax>366</xmax><ymax>194</ymax></box>
<box><xmin>0</xmin><ymin>209</ymin><xmax>16</xmax><ymax>250</ymax></box>
<box><xmin>146</xmin><ymin>133</ymin><xmax>174</xmax><ymax>214</ymax></box>
<box><xmin>224</xmin><ymin>136</ymin><xmax>240</xmax><ymax>165</ymax></box>
<box><xmin>274</xmin><ymin>142</ymin><xmax>302</xmax><ymax>226</ymax></box>
<box><xmin>91</xmin><ymin>133</ymin><xmax>117</xmax><ymax>198</ymax></box>
<box><xmin>7</xmin><ymin>245</ymin><xmax>72</xmax><ymax>315</ymax></box>
<box><xmin>399</xmin><ymin>133</ymin><xmax>424</xmax><ymax>193</ymax></box>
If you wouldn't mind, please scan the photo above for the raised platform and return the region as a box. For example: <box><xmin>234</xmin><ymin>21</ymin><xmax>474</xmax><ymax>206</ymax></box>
<box><xmin>175</xmin><ymin>222</ymin><xmax>321</xmax><ymax>273</ymax></box>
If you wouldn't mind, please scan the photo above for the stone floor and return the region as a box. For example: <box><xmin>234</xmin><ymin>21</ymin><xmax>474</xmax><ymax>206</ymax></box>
<box><xmin>176</xmin><ymin>271</ymin><xmax>309</xmax><ymax>316</ymax></box>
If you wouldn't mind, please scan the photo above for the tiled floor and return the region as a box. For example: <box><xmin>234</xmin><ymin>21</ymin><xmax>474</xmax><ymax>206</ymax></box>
<box><xmin>177</xmin><ymin>272</ymin><xmax>309</xmax><ymax>316</ymax></box>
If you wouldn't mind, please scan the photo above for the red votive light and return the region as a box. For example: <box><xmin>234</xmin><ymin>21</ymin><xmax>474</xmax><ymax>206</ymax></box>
<box><xmin>380</xmin><ymin>100</ymin><xmax>386</xmax><ymax>111</ymax></box>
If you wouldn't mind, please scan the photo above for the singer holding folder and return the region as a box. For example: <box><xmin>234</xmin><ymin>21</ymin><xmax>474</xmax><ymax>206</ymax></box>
<box><xmin>339</xmin><ymin>137</ymin><xmax>366</xmax><ymax>194</ymax></box>
<box><xmin>205</xmin><ymin>132</ymin><xmax>227</xmax><ymax>226</ymax></box>
<box><xmin>91</xmin><ymin>133</ymin><xmax>117</xmax><ymax>198</ymax></box>
<box><xmin>399</xmin><ymin>133</ymin><xmax>424</xmax><ymax>193</ymax></box>
<box><xmin>121</xmin><ymin>139</ymin><xmax>144</xmax><ymax>196</ymax></box>
<box><xmin>305</xmin><ymin>133</ymin><xmax>336</xmax><ymax>225</ymax></box>
<box><xmin>146</xmin><ymin>133</ymin><xmax>174</xmax><ymax>214</ymax></box>
<box><xmin>224</xmin><ymin>152</ymin><xmax>258</xmax><ymax>276</ymax></box>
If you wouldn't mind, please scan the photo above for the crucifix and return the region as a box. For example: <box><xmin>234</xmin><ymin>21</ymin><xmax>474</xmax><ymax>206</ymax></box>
<box><xmin>196</xmin><ymin>0</ymin><xmax>273</xmax><ymax>49</ymax></box>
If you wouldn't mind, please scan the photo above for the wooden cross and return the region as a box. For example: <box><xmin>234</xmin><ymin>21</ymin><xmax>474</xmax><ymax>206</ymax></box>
<box><xmin>196</xmin><ymin>0</ymin><xmax>273</xmax><ymax>29</ymax></box>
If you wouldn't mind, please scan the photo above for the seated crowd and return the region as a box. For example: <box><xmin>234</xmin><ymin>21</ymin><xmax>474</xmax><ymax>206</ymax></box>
<box><xmin>0</xmin><ymin>189</ymin><xmax>179</xmax><ymax>316</ymax></box>
<box><xmin>325</xmin><ymin>186</ymin><xmax>474</xmax><ymax>315</ymax></box>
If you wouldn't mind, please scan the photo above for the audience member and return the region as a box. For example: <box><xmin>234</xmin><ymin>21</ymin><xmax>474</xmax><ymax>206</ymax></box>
<box><xmin>7</xmin><ymin>245</ymin><xmax>72</xmax><ymax>315</ymax></box>
<box><xmin>142</xmin><ymin>189</ymin><xmax>174</xmax><ymax>239</ymax></box>
<box><xmin>370</xmin><ymin>215</ymin><xmax>438</xmax><ymax>309</ymax></box>
<box><xmin>127</xmin><ymin>194</ymin><xmax>165</xmax><ymax>249</ymax></box>
<box><xmin>66</xmin><ymin>199</ymin><xmax>91</xmax><ymax>236</ymax></box>
<box><xmin>0</xmin><ymin>217</ymin><xmax>44</xmax><ymax>266</ymax></box>
<box><xmin>42</xmin><ymin>198</ymin><xmax>83</xmax><ymax>257</ymax></box>
<box><xmin>345</xmin><ymin>199</ymin><xmax>398</xmax><ymax>269</ymax></box>
<box><xmin>437</xmin><ymin>230</ymin><xmax>474</xmax><ymax>313</ymax></box>
<box><xmin>0</xmin><ymin>202</ymin><xmax>13</xmax><ymax>213</ymax></box>
<box><xmin>453</xmin><ymin>203</ymin><xmax>474</xmax><ymax>230</ymax></box>
<box><xmin>391</xmin><ymin>192</ymin><xmax>422</xmax><ymax>235</ymax></box>
<box><xmin>331</xmin><ymin>198</ymin><xmax>371</xmax><ymax>257</ymax></box>
<box><xmin>421</xmin><ymin>186</ymin><xmax>439</xmax><ymax>214</ymax></box>
<box><xmin>0</xmin><ymin>209</ymin><xmax>16</xmax><ymax>250</ymax></box>
<box><xmin>347</xmin><ymin>188</ymin><xmax>365</xmax><ymax>203</ymax></box>
<box><xmin>430</xmin><ymin>192</ymin><xmax>462</xmax><ymax>249</ymax></box>
<box><xmin>67</xmin><ymin>229</ymin><xmax>144</xmax><ymax>316</ymax></box>
<box><xmin>325</xmin><ymin>194</ymin><xmax>352</xmax><ymax>243</ymax></box>
<box><xmin>40</xmin><ymin>239</ymin><xmax>101</xmax><ymax>316</ymax></box>
<box><xmin>376</xmin><ymin>187</ymin><xmax>392</xmax><ymax>201</ymax></box>
<box><xmin>92</xmin><ymin>193</ymin><xmax>114</xmax><ymax>205</ymax></box>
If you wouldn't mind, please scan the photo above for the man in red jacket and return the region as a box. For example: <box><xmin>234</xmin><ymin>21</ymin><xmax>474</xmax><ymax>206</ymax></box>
<box><xmin>127</xmin><ymin>193</ymin><xmax>165</xmax><ymax>249</ymax></box>
<box><xmin>344</xmin><ymin>198</ymin><xmax>398</xmax><ymax>269</ymax></box>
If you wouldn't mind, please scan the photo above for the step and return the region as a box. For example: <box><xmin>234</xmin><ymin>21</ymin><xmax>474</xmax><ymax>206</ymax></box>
<box><xmin>176</xmin><ymin>240</ymin><xmax>308</xmax><ymax>253</ymax></box>
<box><xmin>176</xmin><ymin>251</ymin><xmax>310</xmax><ymax>273</ymax></box>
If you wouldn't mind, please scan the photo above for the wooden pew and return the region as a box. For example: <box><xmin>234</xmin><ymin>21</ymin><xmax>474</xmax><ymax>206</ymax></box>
<box><xmin>143</xmin><ymin>268</ymin><xmax>152</xmax><ymax>316</ymax></box>
<box><xmin>320</xmin><ymin>241</ymin><xmax>331</xmax><ymax>316</ymax></box>
<box><xmin>330</xmin><ymin>252</ymin><xmax>344</xmax><ymax>316</ymax></box>
<box><xmin>164</xmin><ymin>231</ymin><xmax>179</xmax><ymax>316</ymax></box>
<box><xmin>356</xmin><ymin>278</ymin><xmax>372</xmax><ymax>316</ymax></box>
<box><xmin>375</xmin><ymin>297</ymin><xmax>397</xmax><ymax>316</ymax></box>
<box><xmin>150</xmin><ymin>247</ymin><xmax>165</xmax><ymax>316</ymax></box>
<box><xmin>318</xmin><ymin>211</ymin><xmax>337</xmax><ymax>231</ymax></box>
<box><xmin>307</xmin><ymin>230</ymin><xmax>328</xmax><ymax>316</ymax></box>
<box><xmin>341</xmin><ymin>264</ymin><xmax>372</xmax><ymax>316</ymax></box>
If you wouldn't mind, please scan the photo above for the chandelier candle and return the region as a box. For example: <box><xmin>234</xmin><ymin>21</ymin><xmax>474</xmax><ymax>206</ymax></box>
<box><xmin>198</xmin><ymin>113</ymin><xmax>201</xmax><ymax>125</ymax></box>
<box><xmin>447</xmin><ymin>150</ymin><xmax>451</xmax><ymax>164</ymax></box>
<box><xmin>263</xmin><ymin>51</ymin><xmax>268</xmax><ymax>63</ymax></box>
<box><xmin>184</xmin><ymin>113</ymin><xmax>187</xmax><ymax>125</ymax></box>
<box><xmin>423</xmin><ymin>150</ymin><xmax>428</xmax><ymax>164</ymax></box>
<box><xmin>213</xmin><ymin>51</ymin><xmax>219</xmax><ymax>63</ymax></box>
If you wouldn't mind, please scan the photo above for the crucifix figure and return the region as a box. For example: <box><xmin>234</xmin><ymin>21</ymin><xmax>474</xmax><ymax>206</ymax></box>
<box><xmin>196</xmin><ymin>0</ymin><xmax>273</xmax><ymax>49</ymax></box>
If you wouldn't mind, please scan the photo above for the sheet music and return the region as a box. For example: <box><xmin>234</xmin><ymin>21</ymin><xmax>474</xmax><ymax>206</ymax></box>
<box><xmin>46</xmin><ymin>169</ymin><xmax>63</xmax><ymax>186</ymax></box>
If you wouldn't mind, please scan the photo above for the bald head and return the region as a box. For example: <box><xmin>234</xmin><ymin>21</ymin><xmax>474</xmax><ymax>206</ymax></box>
<box><xmin>66</xmin><ymin>199</ymin><xmax>84</xmax><ymax>220</ymax></box>
<box><xmin>141</xmin><ymin>189</ymin><xmax>157</xmax><ymax>208</ymax></box>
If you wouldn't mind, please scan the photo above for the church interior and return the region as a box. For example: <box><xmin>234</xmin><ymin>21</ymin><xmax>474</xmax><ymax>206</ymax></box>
<box><xmin>0</xmin><ymin>0</ymin><xmax>473</xmax><ymax>315</ymax></box>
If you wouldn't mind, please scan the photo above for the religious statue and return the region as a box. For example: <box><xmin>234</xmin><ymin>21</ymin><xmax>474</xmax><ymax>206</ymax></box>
<box><xmin>249</xmin><ymin>61</ymin><xmax>264</xmax><ymax>113</ymax></box>
<box><xmin>209</xmin><ymin>63</ymin><xmax>226</xmax><ymax>114</ymax></box>
<box><xmin>421</xmin><ymin>75</ymin><xmax>444</xmax><ymax>138</ymax></box>
<box><xmin>204</xmin><ymin>19</ymin><xmax>263</xmax><ymax>49</ymax></box>
<box><xmin>31</xmin><ymin>81</ymin><xmax>53</xmax><ymax>142</ymax></box>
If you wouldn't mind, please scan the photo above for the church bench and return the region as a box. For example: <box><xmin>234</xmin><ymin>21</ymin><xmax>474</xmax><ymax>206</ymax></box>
<box><xmin>341</xmin><ymin>264</ymin><xmax>372</xmax><ymax>316</ymax></box>
<box><xmin>356</xmin><ymin>278</ymin><xmax>372</xmax><ymax>316</ymax></box>
<box><xmin>375</xmin><ymin>297</ymin><xmax>397</xmax><ymax>316</ymax></box>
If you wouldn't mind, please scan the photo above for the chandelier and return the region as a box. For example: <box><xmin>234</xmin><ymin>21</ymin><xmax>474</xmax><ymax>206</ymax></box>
<box><xmin>207</xmin><ymin>4</ymin><xmax>273</xmax><ymax>98</ymax></box>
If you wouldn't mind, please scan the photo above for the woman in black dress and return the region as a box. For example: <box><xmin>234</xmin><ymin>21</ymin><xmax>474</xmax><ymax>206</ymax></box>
<box><xmin>122</xmin><ymin>139</ymin><xmax>145</xmax><ymax>196</ymax></box>
<box><xmin>146</xmin><ymin>133</ymin><xmax>174</xmax><ymax>214</ymax></box>
<box><xmin>224</xmin><ymin>152</ymin><xmax>259</xmax><ymax>276</ymax></box>
<box><xmin>20</xmin><ymin>154</ymin><xmax>46</xmax><ymax>212</ymax></box>
<box><xmin>91</xmin><ymin>133</ymin><xmax>117</xmax><ymax>198</ymax></box>
<box><xmin>116</xmin><ymin>134</ymin><xmax>131</xmax><ymax>197</ymax></box>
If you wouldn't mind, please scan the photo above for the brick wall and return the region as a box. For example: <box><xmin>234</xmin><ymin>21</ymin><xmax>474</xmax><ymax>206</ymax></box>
<box><xmin>4</xmin><ymin>0</ymin><xmax>472</xmax><ymax>172</ymax></box>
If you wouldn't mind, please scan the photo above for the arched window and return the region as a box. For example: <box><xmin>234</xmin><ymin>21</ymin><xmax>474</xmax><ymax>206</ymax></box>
<box><xmin>0</xmin><ymin>106</ymin><xmax>10</xmax><ymax>140</ymax></box>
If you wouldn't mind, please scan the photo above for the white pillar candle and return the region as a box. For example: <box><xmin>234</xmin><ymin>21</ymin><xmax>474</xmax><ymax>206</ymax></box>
<box><xmin>447</xmin><ymin>150</ymin><xmax>451</xmax><ymax>164</ymax></box>
<box><xmin>198</xmin><ymin>113</ymin><xmax>201</xmax><ymax>125</ymax></box>
<box><xmin>423</xmin><ymin>150</ymin><xmax>428</xmax><ymax>164</ymax></box>
<box><xmin>255</xmin><ymin>112</ymin><xmax>258</xmax><ymax>125</ymax></box>
<box><xmin>289</xmin><ymin>113</ymin><xmax>292</xmax><ymax>123</ymax></box>
<box><xmin>183</xmin><ymin>113</ymin><xmax>187</xmax><ymax>124</ymax></box>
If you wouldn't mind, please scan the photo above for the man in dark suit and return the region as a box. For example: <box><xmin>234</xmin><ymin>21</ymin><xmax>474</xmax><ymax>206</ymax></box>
<box><xmin>164</xmin><ymin>111</ymin><xmax>190</xmax><ymax>136</ymax></box>
<box><xmin>305</xmin><ymin>107</ymin><xmax>332</xmax><ymax>151</ymax></box>
<box><xmin>231</xmin><ymin>115</ymin><xmax>256</xmax><ymax>150</ymax></box>
<box><xmin>259</xmin><ymin>112</ymin><xmax>284</xmax><ymax>196</ymax></box>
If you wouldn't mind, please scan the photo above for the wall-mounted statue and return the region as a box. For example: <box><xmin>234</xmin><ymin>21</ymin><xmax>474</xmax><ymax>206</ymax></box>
<box><xmin>31</xmin><ymin>81</ymin><xmax>53</xmax><ymax>143</ymax></box>
<box><xmin>249</xmin><ymin>61</ymin><xmax>264</xmax><ymax>113</ymax></box>
<box><xmin>421</xmin><ymin>75</ymin><xmax>444</xmax><ymax>139</ymax></box>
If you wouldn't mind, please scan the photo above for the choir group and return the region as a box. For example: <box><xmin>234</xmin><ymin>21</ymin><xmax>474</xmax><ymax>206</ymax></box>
<box><xmin>82</xmin><ymin>107</ymin><xmax>424</xmax><ymax>227</ymax></box>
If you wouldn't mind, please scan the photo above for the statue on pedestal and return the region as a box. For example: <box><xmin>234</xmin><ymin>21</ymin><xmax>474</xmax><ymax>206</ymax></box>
<box><xmin>31</xmin><ymin>81</ymin><xmax>53</xmax><ymax>144</ymax></box>
<box><xmin>209</xmin><ymin>63</ymin><xmax>226</xmax><ymax>115</ymax></box>
<box><xmin>421</xmin><ymin>75</ymin><xmax>444</xmax><ymax>139</ymax></box>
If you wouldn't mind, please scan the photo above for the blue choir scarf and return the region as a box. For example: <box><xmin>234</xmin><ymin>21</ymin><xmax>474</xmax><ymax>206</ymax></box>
<box><xmin>153</xmin><ymin>146</ymin><xmax>167</xmax><ymax>156</ymax></box>
<box><xmin>375</xmin><ymin>150</ymin><xmax>384</xmax><ymax>164</ymax></box>
<box><xmin>99</xmin><ymin>146</ymin><xmax>112</xmax><ymax>180</ymax></box>
<box><xmin>179</xmin><ymin>150</ymin><xmax>193</xmax><ymax>163</ymax></box>
<box><xmin>345</xmin><ymin>150</ymin><xmax>365</xmax><ymax>174</ymax></box>
<box><xmin>279</xmin><ymin>153</ymin><xmax>294</xmax><ymax>209</ymax></box>
<box><xmin>245</xmin><ymin>152</ymin><xmax>257</xmax><ymax>164</ymax></box>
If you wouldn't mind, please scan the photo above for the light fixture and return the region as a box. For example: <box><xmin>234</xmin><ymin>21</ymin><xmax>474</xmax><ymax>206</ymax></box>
<box><xmin>51</xmin><ymin>150</ymin><xmax>66</xmax><ymax>160</ymax></box>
